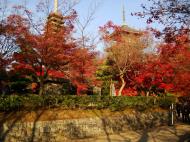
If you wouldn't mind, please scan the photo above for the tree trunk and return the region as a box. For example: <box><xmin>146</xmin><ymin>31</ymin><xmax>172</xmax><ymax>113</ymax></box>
<box><xmin>118</xmin><ymin>75</ymin><xmax>126</xmax><ymax>96</ymax></box>
<box><xmin>39</xmin><ymin>76</ymin><xmax>44</xmax><ymax>95</ymax></box>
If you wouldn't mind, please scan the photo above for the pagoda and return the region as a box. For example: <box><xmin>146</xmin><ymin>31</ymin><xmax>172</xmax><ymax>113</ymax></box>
<box><xmin>110</xmin><ymin>3</ymin><xmax>144</xmax><ymax>48</ymax></box>
<box><xmin>46</xmin><ymin>0</ymin><xmax>64</xmax><ymax>33</ymax></box>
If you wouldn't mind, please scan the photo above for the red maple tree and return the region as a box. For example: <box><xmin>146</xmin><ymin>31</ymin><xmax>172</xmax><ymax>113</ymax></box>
<box><xmin>4</xmin><ymin>6</ymin><xmax>98</xmax><ymax>95</ymax></box>
<box><xmin>135</xmin><ymin>57</ymin><xmax>175</xmax><ymax>96</ymax></box>
<box><xmin>159</xmin><ymin>34</ymin><xmax>190</xmax><ymax>96</ymax></box>
<box><xmin>100</xmin><ymin>21</ymin><xmax>146</xmax><ymax>96</ymax></box>
<box><xmin>5</xmin><ymin>12</ymin><xmax>76</xmax><ymax>95</ymax></box>
<box><xmin>69</xmin><ymin>47</ymin><xmax>98</xmax><ymax>95</ymax></box>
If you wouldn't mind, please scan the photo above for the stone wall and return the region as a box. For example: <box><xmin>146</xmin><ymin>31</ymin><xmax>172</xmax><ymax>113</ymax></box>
<box><xmin>0</xmin><ymin>110</ymin><xmax>169</xmax><ymax>142</ymax></box>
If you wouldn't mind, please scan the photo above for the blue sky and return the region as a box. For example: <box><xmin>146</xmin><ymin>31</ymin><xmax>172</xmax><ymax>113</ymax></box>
<box><xmin>8</xmin><ymin>0</ymin><xmax>161</xmax><ymax>51</ymax></box>
<box><xmin>9</xmin><ymin>0</ymin><xmax>154</xmax><ymax>31</ymax></box>
<box><xmin>75</xmin><ymin>0</ymin><xmax>149</xmax><ymax>29</ymax></box>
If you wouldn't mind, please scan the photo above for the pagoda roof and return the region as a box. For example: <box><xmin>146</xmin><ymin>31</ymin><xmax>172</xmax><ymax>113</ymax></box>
<box><xmin>120</xmin><ymin>24</ymin><xmax>143</xmax><ymax>35</ymax></box>
<box><xmin>110</xmin><ymin>24</ymin><xmax>143</xmax><ymax>40</ymax></box>
<box><xmin>48</xmin><ymin>12</ymin><xmax>63</xmax><ymax>19</ymax></box>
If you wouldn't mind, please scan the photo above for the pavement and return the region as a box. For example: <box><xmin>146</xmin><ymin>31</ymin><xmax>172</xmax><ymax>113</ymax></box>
<box><xmin>73</xmin><ymin>123</ymin><xmax>190</xmax><ymax>142</ymax></box>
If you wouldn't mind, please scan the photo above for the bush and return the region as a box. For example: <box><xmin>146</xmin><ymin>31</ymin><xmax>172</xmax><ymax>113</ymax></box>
<box><xmin>0</xmin><ymin>95</ymin><xmax>24</xmax><ymax>111</ymax></box>
<box><xmin>0</xmin><ymin>95</ymin><xmax>176</xmax><ymax>112</ymax></box>
<box><xmin>157</xmin><ymin>96</ymin><xmax>175</xmax><ymax>108</ymax></box>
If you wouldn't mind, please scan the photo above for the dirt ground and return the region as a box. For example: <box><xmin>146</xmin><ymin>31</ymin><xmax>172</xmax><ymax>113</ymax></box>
<box><xmin>75</xmin><ymin>123</ymin><xmax>190</xmax><ymax>142</ymax></box>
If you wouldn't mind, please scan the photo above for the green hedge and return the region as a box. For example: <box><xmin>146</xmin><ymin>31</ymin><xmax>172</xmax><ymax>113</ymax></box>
<box><xmin>0</xmin><ymin>95</ymin><xmax>176</xmax><ymax>112</ymax></box>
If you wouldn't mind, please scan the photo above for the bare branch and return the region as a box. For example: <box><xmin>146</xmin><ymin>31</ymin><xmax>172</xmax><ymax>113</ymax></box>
<box><xmin>75</xmin><ymin>0</ymin><xmax>102</xmax><ymax>49</ymax></box>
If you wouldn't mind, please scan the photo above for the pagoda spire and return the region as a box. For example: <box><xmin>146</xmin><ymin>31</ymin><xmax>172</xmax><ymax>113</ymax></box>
<box><xmin>122</xmin><ymin>1</ymin><xmax>126</xmax><ymax>26</ymax></box>
<box><xmin>54</xmin><ymin>0</ymin><xmax>58</xmax><ymax>13</ymax></box>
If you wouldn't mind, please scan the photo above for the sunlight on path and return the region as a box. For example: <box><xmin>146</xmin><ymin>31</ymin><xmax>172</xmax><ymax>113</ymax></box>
<box><xmin>83</xmin><ymin>124</ymin><xmax>190</xmax><ymax>142</ymax></box>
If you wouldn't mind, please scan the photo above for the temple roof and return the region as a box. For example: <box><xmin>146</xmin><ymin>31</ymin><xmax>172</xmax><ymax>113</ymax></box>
<box><xmin>121</xmin><ymin>24</ymin><xmax>143</xmax><ymax>35</ymax></box>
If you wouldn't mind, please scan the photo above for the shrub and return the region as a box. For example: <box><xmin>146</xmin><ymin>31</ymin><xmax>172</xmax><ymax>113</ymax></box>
<box><xmin>158</xmin><ymin>97</ymin><xmax>175</xmax><ymax>108</ymax></box>
<box><xmin>0</xmin><ymin>95</ymin><xmax>24</xmax><ymax>111</ymax></box>
<box><xmin>0</xmin><ymin>95</ymin><xmax>175</xmax><ymax>112</ymax></box>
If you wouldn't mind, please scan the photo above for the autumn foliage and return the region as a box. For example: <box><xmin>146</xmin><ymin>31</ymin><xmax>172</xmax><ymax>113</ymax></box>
<box><xmin>0</xmin><ymin>5</ymin><xmax>98</xmax><ymax>95</ymax></box>
<box><xmin>0</xmin><ymin>1</ymin><xmax>189</xmax><ymax>97</ymax></box>
<box><xmin>99</xmin><ymin>20</ymin><xmax>190</xmax><ymax>97</ymax></box>
<box><xmin>100</xmin><ymin>21</ymin><xmax>147</xmax><ymax>96</ymax></box>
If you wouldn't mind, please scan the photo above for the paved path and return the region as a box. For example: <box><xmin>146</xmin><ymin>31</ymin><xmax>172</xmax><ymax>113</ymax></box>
<box><xmin>74</xmin><ymin>124</ymin><xmax>190</xmax><ymax>142</ymax></box>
